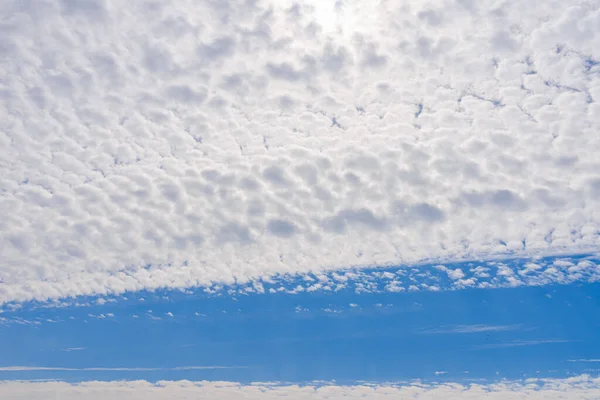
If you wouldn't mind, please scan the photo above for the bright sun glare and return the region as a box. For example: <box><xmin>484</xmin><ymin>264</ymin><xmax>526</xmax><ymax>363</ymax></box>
<box><xmin>306</xmin><ymin>0</ymin><xmax>380</xmax><ymax>38</ymax></box>
<box><xmin>313</xmin><ymin>0</ymin><xmax>339</xmax><ymax>33</ymax></box>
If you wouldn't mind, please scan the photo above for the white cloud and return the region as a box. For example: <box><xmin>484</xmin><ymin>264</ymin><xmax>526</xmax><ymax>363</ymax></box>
<box><xmin>0</xmin><ymin>255</ymin><xmax>596</xmax><ymax>318</ymax></box>
<box><xmin>447</xmin><ymin>268</ymin><xmax>466</xmax><ymax>281</ymax></box>
<box><xmin>60</xmin><ymin>347</ymin><xmax>86</xmax><ymax>352</ymax></box>
<box><xmin>1</xmin><ymin>376</ymin><xmax>600</xmax><ymax>399</ymax></box>
<box><xmin>472</xmin><ymin>339</ymin><xmax>573</xmax><ymax>349</ymax></box>
<box><xmin>422</xmin><ymin>324</ymin><xmax>523</xmax><ymax>334</ymax></box>
<box><xmin>1</xmin><ymin>0</ymin><xmax>600</xmax><ymax>304</ymax></box>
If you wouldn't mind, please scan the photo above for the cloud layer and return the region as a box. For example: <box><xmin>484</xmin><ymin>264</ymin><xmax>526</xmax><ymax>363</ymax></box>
<box><xmin>1</xmin><ymin>0</ymin><xmax>600</xmax><ymax>304</ymax></box>
<box><xmin>2</xmin><ymin>376</ymin><xmax>600</xmax><ymax>399</ymax></box>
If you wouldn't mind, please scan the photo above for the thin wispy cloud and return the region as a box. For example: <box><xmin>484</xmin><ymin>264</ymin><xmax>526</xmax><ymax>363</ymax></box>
<box><xmin>60</xmin><ymin>348</ymin><xmax>86</xmax><ymax>352</ymax></box>
<box><xmin>421</xmin><ymin>324</ymin><xmax>523</xmax><ymax>334</ymax></box>
<box><xmin>471</xmin><ymin>339</ymin><xmax>573</xmax><ymax>350</ymax></box>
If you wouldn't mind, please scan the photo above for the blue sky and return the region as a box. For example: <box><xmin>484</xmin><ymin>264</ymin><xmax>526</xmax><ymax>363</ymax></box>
<box><xmin>1</xmin><ymin>0</ymin><xmax>600</xmax><ymax>398</ymax></box>
<box><xmin>1</xmin><ymin>254</ymin><xmax>599</xmax><ymax>386</ymax></box>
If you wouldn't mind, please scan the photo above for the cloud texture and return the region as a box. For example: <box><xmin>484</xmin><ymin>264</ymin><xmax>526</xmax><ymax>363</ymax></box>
<box><xmin>1</xmin><ymin>0</ymin><xmax>600</xmax><ymax>303</ymax></box>
<box><xmin>2</xmin><ymin>376</ymin><xmax>600</xmax><ymax>399</ymax></box>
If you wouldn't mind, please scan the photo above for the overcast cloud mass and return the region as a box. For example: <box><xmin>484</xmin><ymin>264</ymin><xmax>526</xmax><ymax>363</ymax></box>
<box><xmin>1</xmin><ymin>0</ymin><xmax>599</xmax><ymax>301</ymax></box>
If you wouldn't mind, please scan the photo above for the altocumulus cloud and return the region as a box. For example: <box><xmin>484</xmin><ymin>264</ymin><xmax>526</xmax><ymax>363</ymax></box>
<box><xmin>1</xmin><ymin>0</ymin><xmax>600</xmax><ymax>304</ymax></box>
<box><xmin>1</xmin><ymin>376</ymin><xmax>600</xmax><ymax>399</ymax></box>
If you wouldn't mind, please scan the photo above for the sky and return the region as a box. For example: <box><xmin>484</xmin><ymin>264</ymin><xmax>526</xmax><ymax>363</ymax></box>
<box><xmin>0</xmin><ymin>0</ymin><xmax>600</xmax><ymax>398</ymax></box>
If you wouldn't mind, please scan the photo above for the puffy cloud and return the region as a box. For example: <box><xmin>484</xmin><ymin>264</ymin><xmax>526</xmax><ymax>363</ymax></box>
<box><xmin>0</xmin><ymin>254</ymin><xmax>598</xmax><ymax>315</ymax></box>
<box><xmin>1</xmin><ymin>376</ymin><xmax>600</xmax><ymax>399</ymax></box>
<box><xmin>1</xmin><ymin>0</ymin><xmax>600</xmax><ymax>304</ymax></box>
